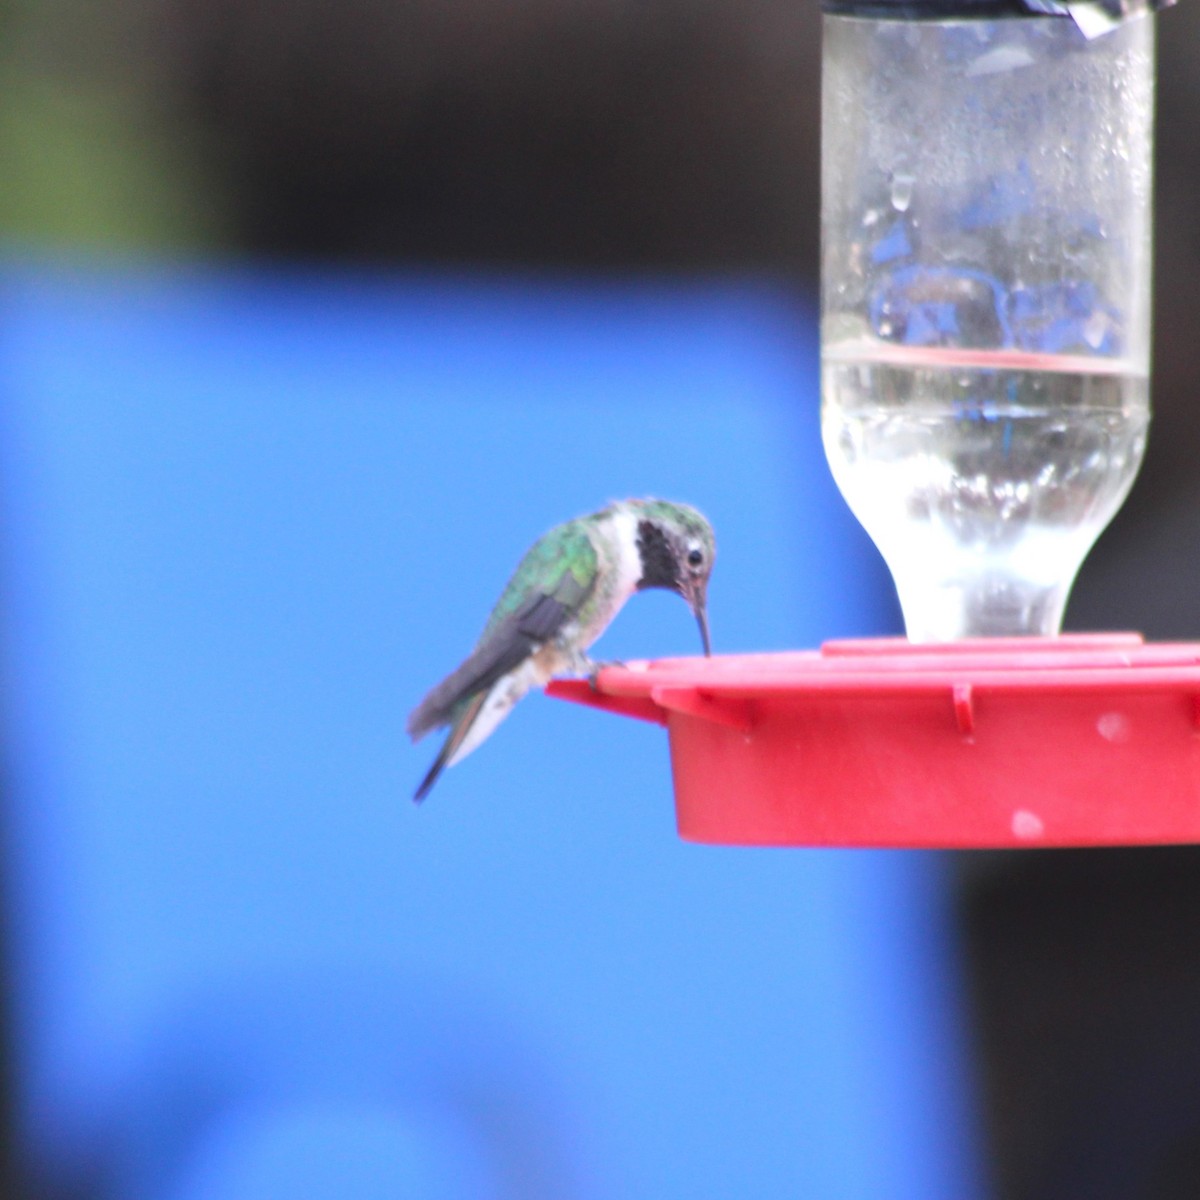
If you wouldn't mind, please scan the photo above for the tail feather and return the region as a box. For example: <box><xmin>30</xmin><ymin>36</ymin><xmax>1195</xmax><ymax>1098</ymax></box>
<box><xmin>413</xmin><ymin>735</ymin><xmax>453</xmax><ymax>803</ymax></box>
<box><xmin>412</xmin><ymin>692</ymin><xmax>486</xmax><ymax>803</ymax></box>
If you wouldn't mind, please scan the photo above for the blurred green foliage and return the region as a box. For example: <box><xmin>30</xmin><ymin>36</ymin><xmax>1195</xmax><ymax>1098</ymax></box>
<box><xmin>0</xmin><ymin>43</ymin><xmax>228</xmax><ymax>252</ymax></box>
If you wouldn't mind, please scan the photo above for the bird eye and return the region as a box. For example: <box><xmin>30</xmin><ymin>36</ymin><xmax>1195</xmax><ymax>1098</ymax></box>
<box><xmin>687</xmin><ymin>548</ymin><xmax>704</xmax><ymax>567</ymax></box>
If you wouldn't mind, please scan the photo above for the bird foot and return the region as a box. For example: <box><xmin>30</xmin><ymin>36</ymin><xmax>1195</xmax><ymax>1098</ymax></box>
<box><xmin>586</xmin><ymin>659</ymin><xmax>626</xmax><ymax>692</ymax></box>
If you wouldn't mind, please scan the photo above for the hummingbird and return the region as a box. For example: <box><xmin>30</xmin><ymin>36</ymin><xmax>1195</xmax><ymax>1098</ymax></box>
<box><xmin>408</xmin><ymin>498</ymin><xmax>715</xmax><ymax>802</ymax></box>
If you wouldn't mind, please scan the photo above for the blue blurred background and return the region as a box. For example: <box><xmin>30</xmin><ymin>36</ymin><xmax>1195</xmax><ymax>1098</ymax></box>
<box><xmin>3</xmin><ymin>4</ymin><xmax>1200</xmax><ymax>1199</ymax></box>
<box><xmin>0</xmin><ymin>266</ymin><xmax>990</xmax><ymax>1199</ymax></box>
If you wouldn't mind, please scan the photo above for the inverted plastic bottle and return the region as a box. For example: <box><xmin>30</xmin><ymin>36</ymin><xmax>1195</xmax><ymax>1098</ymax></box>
<box><xmin>821</xmin><ymin>0</ymin><xmax>1159</xmax><ymax>641</ymax></box>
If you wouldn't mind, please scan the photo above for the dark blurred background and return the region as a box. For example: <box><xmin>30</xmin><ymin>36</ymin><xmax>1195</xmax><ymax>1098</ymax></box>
<box><xmin>4</xmin><ymin>2</ymin><xmax>1200</xmax><ymax>1198</ymax></box>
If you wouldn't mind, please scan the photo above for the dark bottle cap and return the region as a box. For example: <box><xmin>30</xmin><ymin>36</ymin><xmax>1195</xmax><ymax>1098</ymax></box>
<box><xmin>822</xmin><ymin>0</ymin><xmax>1173</xmax><ymax>18</ymax></box>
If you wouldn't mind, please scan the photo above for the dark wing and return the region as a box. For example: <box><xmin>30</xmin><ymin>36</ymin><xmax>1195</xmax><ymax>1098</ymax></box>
<box><xmin>407</xmin><ymin>567</ymin><xmax>593</xmax><ymax>741</ymax></box>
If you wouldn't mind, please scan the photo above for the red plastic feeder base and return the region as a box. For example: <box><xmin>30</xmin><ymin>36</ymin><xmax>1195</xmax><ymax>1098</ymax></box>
<box><xmin>547</xmin><ymin>634</ymin><xmax>1200</xmax><ymax>848</ymax></box>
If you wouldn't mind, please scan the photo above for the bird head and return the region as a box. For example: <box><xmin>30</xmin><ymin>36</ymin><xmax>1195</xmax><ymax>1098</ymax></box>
<box><xmin>631</xmin><ymin>499</ymin><xmax>715</xmax><ymax>656</ymax></box>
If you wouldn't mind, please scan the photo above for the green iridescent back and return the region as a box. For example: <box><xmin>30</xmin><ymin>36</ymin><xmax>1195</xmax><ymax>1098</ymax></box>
<box><xmin>478</xmin><ymin>519</ymin><xmax>598</xmax><ymax>644</ymax></box>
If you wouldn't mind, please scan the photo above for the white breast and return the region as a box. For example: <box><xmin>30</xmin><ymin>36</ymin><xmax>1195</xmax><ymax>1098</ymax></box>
<box><xmin>606</xmin><ymin>505</ymin><xmax>645</xmax><ymax>599</ymax></box>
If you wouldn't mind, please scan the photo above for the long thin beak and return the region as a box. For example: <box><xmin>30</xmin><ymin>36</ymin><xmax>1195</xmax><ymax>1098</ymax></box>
<box><xmin>690</xmin><ymin>584</ymin><xmax>712</xmax><ymax>657</ymax></box>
